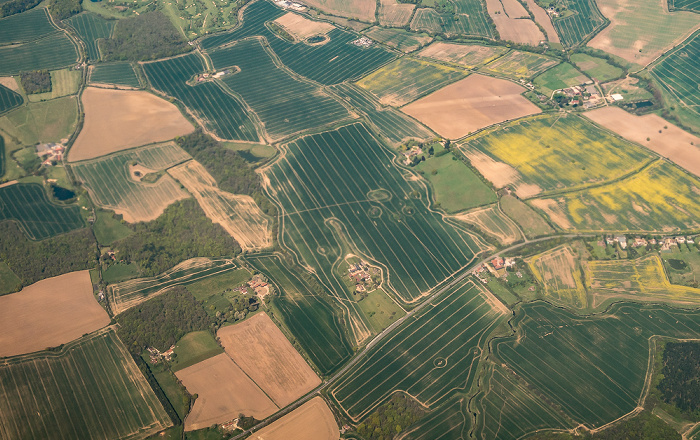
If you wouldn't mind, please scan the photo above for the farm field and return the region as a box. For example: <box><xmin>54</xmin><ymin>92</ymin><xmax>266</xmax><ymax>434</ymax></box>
<box><xmin>533</xmin><ymin>62</ymin><xmax>588</xmax><ymax>95</ymax></box>
<box><xmin>0</xmin><ymin>182</ymin><xmax>83</xmax><ymax>240</ymax></box>
<box><xmin>550</xmin><ymin>0</ymin><xmax>607</xmax><ymax>47</ymax></box>
<box><xmin>670</xmin><ymin>0</ymin><xmax>700</xmax><ymax>11</ymax></box>
<box><xmin>301</xmin><ymin>0</ymin><xmax>376</xmax><ymax>21</ymax></box>
<box><xmin>410</xmin><ymin>6</ymin><xmax>494</xmax><ymax>38</ymax></box>
<box><xmin>0</xmin><ymin>329</ymin><xmax>172</xmax><ymax>439</ymax></box>
<box><xmin>530</xmin><ymin>160</ymin><xmax>700</xmax><ymax>232</ymax></box>
<box><xmin>569</xmin><ymin>53</ymin><xmax>623</xmax><ymax>82</ymax></box>
<box><xmin>169</xmin><ymin>330</ymin><xmax>223</xmax><ymax>372</ymax></box>
<box><xmin>588</xmin><ymin>0</ymin><xmax>699</xmax><ymax>66</ymax></box>
<box><xmin>27</xmin><ymin>68</ymin><xmax>81</xmax><ymax>102</ymax></box>
<box><xmin>0</xmin><ymin>8</ymin><xmax>57</xmax><ymax>44</ymax></box>
<box><xmin>249</xmin><ymin>397</ymin><xmax>339</xmax><ymax>440</ymax></box>
<box><xmin>176</xmin><ymin>353</ymin><xmax>278</xmax><ymax>431</ymax></box>
<box><xmin>494</xmin><ymin>301</ymin><xmax>700</xmax><ymax>428</ymax></box>
<box><xmin>218</xmin><ymin>312</ymin><xmax>321</xmax><ymax>407</ymax></box>
<box><xmin>584</xmin><ymin>107</ymin><xmax>700</xmax><ymax>178</ymax></box>
<box><xmin>356</xmin><ymin>57</ymin><xmax>467</xmax><ymax>107</ymax></box>
<box><xmin>0</xmin><ymin>270</ymin><xmax>109</xmax><ymax>357</ymax></box>
<box><xmin>65</xmin><ymin>12</ymin><xmax>115</xmax><ymax>61</ymax></box>
<box><xmin>524</xmin><ymin>0</ymin><xmax>560</xmax><ymax>43</ymax></box>
<box><xmin>527</xmin><ymin>245</ymin><xmax>587</xmax><ymax>309</ymax></box>
<box><xmin>247</xmin><ymin>254</ymin><xmax>354</xmax><ymax>376</ymax></box>
<box><xmin>90</xmin><ymin>62</ymin><xmax>141</xmax><ymax>88</ymax></box>
<box><xmin>0</xmin><ymin>262</ymin><xmax>21</xmax><ymax>295</ymax></box>
<box><xmin>452</xmin><ymin>203</ymin><xmax>523</xmax><ymax>246</ymax></box>
<box><xmin>273</xmin><ymin>12</ymin><xmax>334</xmax><ymax>40</ymax></box>
<box><xmin>378</xmin><ymin>0</ymin><xmax>416</xmax><ymax>27</ymax></box>
<box><xmin>93</xmin><ymin>210</ymin><xmax>133</xmax><ymax>245</ymax></box>
<box><xmin>0</xmin><ymin>34</ymin><xmax>79</xmax><ymax>76</ymax></box>
<box><xmin>500</xmin><ymin>195</ymin><xmax>554</xmax><ymax>237</ymax></box>
<box><xmin>485</xmin><ymin>0</ymin><xmax>544</xmax><ymax>45</ymax></box>
<box><xmin>183</xmin><ymin>266</ymin><xmax>251</xmax><ymax>300</ymax></box>
<box><xmin>418</xmin><ymin>42</ymin><xmax>508</xmax><ymax>69</ymax></box>
<box><xmin>107</xmin><ymin>257</ymin><xmax>238</xmax><ymax>315</ymax></box>
<box><xmin>460</xmin><ymin>114</ymin><xmax>654</xmax><ymax>197</ymax></box>
<box><xmin>356</xmin><ymin>288</ymin><xmax>406</xmax><ymax>333</ymax></box>
<box><xmin>0</xmin><ymin>96</ymin><xmax>78</xmax><ymax>146</ymax></box>
<box><xmin>169</xmin><ymin>160</ymin><xmax>272</xmax><ymax>251</ymax></box>
<box><xmin>69</xmin><ymin>87</ymin><xmax>194</xmax><ymax>162</ymax></box>
<box><xmin>329</xmin><ymin>83</ymin><xmax>433</xmax><ymax>145</ymax></box>
<box><xmin>402</xmin><ymin>398</ymin><xmax>468</xmax><ymax>440</ymax></box>
<box><xmin>482</xmin><ymin>50</ymin><xmax>559</xmax><ymax>79</ymax></box>
<box><xmin>0</xmin><ymin>84</ymin><xmax>23</xmax><ymax>115</ymax></box>
<box><xmin>210</xmin><ymin>38</ymin><xmax>350</xmax><ymax>140</ymax></box>
<box><xmin>142</xmin><ymin>53</ymin><xmax>260</xmax><ymax>142</ymax></box>
<box><xmin>602</xmin><ymin>77</ymin><xmax>655</xmax><ymax>102</ymax></box>
<box><xmin>71</xmin><ymin>143</ymin><xmax>191</xmax><ymax>223</ymax></box>
<box><xmin>414</xmin><ymin>151</ymin><xmax>497</xmax><ymax>213</ymax></box>
<box><xmin>364</xmin><ymin>27</ymin><xmax>433</xmax><ymax>53</ymax></box>
<box><xmin>402</xmin><ymin>74</ymin><xmax>541</xmax><ymax>139</ymax></box>
<box><xmin>331</xmin><ymin>279</ymin><xmax>508</xmax><ymax>420</ymax></box>
<box><xmin>200</xmin><ymin>1</ymin><xmax>396</xmax><ymax>85</ymax></box>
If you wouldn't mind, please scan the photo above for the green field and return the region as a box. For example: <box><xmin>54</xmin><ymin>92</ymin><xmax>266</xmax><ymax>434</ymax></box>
<box><xmin>570</xmin><ymin>53</ymin><xmax>624</xmax><ymax>82</ymax></box>
<box><xmin>329</xmin><ymin>83</ymin><xmax>433</xmax><ymax>144</ymax></box>
<box><xmin>403</xmin><ymin>398</ymin><xmax>469</xmax><ymax>440</ymax></box>
<box><xmin>461</xmin><ymin>114</ymin><xmax>654</xmax><ymax>196</ymax></box>
<box><xmin>661</xmin><ymin>246</ymin><xmax>700</xmax><ymax>287</ymax></box>
<box><xmin>454</xmin><ymin>203</ymin><xmax>524</xmax><ymax>246</ymax></box>
<box><xmin>0</xmin><ymin>7</ymin><xmax>56</xmax><ymax>44</ymax></box>
<box><xmin>494</xmin><ymin>301</ymin><xmax>700</xmax><ymax>428</ymax></box>
<box><xmin>410</xmin><ymin>5</ymin><xmax>494</xmax><ymax>38</ymax></box>
<box><xmin>533</xmin><ymin>62</ymin><xmax>589</xmax><ymax>95</ymax></box>
<box><xmin>103</xmin><ymin>262</ymin><xmax>141</xmax><ymax>284</ymax></box>
<box><xmin>482</xmin><ymin>50</ymin><xmax>560</xmax><ymax>79</ymax></box>
<box><xmin>185</xmin><ymin>267</ymin><xmax>251</xmax><ymax>300</ymax></box>
<box><xmin>0</xmin><ymin>182</ymin><xmax>84</xmax><ymax>240</ymax></box>
<box><xmin>356</xmin><ymin>288</ymin><xmax>406</xmax><ymax>333</ymax></box>
<box><xmin>90</xmin><ymin>62</ymin><xmax>141</xmax><ymax>88</ymax></box>
<box><xmin>248</xmin><ymin>254</ymin><xmax>354</xmax><ymax>376</ymax></box>
<box><xmin>500</xmin><ymin>195</ymin><xmax>554</xmax><ymax>238</ymax></box>
<box><xmin>418</xmin><ymin>42</ymin><xmax>508</xmax><ymax>69</ymax></box>
<box><xmin>357</xmin><ymin>56</ymin><xmax>467</xmax><ymax>107</ymax></box>
<box><xmin>669</xmin><ymin>0</ymin><xmax>700</xmax><ymax>11</ymax></box>
<box><xmin>0</xmin><ymin>95</ymin><xmax>78</xmax><ymax>145</ymax></box>
<box><xmin>0</xmin><ymin>261</ymin><xmax>21</xmax><ymax>294</ymax></box>
<box><xmin>331</xmin><ymin>279</ymin><xmax>508</xmax><ymax>420</ymax></box>
<box><xmin>0</xmin><ymin>329</ymin><xmax>172</xmax><ymax>439</ymax></box>
<box><xmin>0</xmin><ymin>34</ymin><xmax>79</xmax><ymax>76</ymax></box>
<box><xmin>65</xmin><ymin>12</ymin><xmax>115</xmax><ymax>61</ymax></box>
<box><xmin>209</xmin><ymin>38</ymin><xmax>350</xmax><ymax>140</ymax></box>
<box><xmin>549</xmin><ymin>0</ymin><xmax>607</xmax><ymax>47</ymax></box>
<box><xmin>0</xmin><ymin>84</ymin><xmax>22</xmax><ymax>115</ymax></box>
<box><xmin>415</xmin><ymin>151</ymin><xmax>497</xmax><ymax>213</ymax></box>
<box><xmin>27</xmin><ymin>68</ymin><xmax>81</xmax><ymax>102</ymax></box>
<box><xmin>169</xmin><ymin>330</ymin><xmax>223</xmax><ymax>371</ymax></box>
<box><xmin>93</xmin><ymin>209</ymin><xmax>133</xmax><ymax>245</ymax></box>
<box><xmin>364</xmin><ymin>27</ymin><xmax>433</xmax><ymax>52</ymax></box>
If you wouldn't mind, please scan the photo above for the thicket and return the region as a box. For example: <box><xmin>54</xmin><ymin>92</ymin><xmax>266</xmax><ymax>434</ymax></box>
<box><xmin>112</xmin><ymin>199</ymin><xmax>240</xmax><ymax>277</ymax></box>
<box><xmin>0</xmin><ymin>0</ymin><xmax>41</xmax><ymax>18</ymax></box>
<box><xmin>49</xmin><ymin>0</ymin><xmax>81</xmax><ymax>20</ymax></box>
<box><xmin>658</xmin><ymin>342</ymin><xmax>700</xmax><ymax>415</ymax></box>
<box><xmin>100</xmin><ymin>11</ymin><xmax>192</xmax><ymax>61</ymax></box>
<box><xmin>19</xmin><ymin>70</ymin><xmax>51</xmax><ymax>95</ymax></box>
<box><xmin>0</xmin><ymin>222</ymin><xmax>97</xmax><ymax>288</ymax></box>
<box><xmin>354</xmin><ymin>393</ymin><xmax>426</xmax><ymax>440</ymax></box>
<box><xmin>526</xmin><ymin>411</ymin><xmax>681</xmax><ymax>440</ymax></box>
<box><xmin>116</xmin><ymin>286</ymin><xmax>212</xmax><ymax>353</ymax></box>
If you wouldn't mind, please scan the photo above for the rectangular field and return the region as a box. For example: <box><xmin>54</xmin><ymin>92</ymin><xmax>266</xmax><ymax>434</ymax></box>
<box><xmin>569</xmin><ymin>53</ymin><xmax>623</xmax><ymax>82</ymax></box>
<box><xmin>550</xmin><ymin>0</ymin><xmax>606</xmax><ymax>47</ymax></box>
<box><xmin>532</xmin><ymin>62</ymin><xmax>588</xmax><ymax>95</ymax></box>
<box><xmin>0</xmin><ymin>34</ymin><xmax>79</xmax><ymax>76</ymax></box>
<box><xmin>331</xmin><ymin>279</ymin><xmax>508</xmax><ymax>420</ymax></box>
<box><xmin>27</xmin><ymin>68</ymin><xmax>81</xmax><ymax>102</ymax></box>
<box><xmin>418</xmin><ymin>42</ymin><xmax>508</xmax><ymax>69</ymax></box>
<box><xmin>365</xmin><ymin>27</ymin><xmax>433</xmax><ymax>53</ymax></box>
<box><xmin>482</xmin><ymin>50</ymin><xmax>559</xmax><ymax>79</ymax></box>
<box><xmin>0</xmin><ymin>7</ymin><xmax>56</xmax><ymax>44</ymax></box>
<box><xmin>527</xmin><ymin>244</ymin><xmax>587</xmax><ymax>308</ymax></box>
<box><xmin>90</xmin><ymin>62</ymin><xmax>140</xmax><ymax>88</ymax></box>
<box><xmin>486</xmin><ymin>0</ymin><xmax>544</xmax><ymax>46</ymax></box>
<box><xmin>378</xmin><ymin>0</ymin><xmax>416</xmax><ymax>27</ymax></box>
<box><xmin>0</xmin><ymin>329</ymin><xmax>172</xmax><ymax>439</ymax></box>
<box><xmin>410</xmin><ymin>5</ymin><xmax>494</xmax><ymax>38</ymax></box>
<box><xmin>66</xmin><ymin>12</ymin><xmax>115</xmax><ymax>61</ymax></box>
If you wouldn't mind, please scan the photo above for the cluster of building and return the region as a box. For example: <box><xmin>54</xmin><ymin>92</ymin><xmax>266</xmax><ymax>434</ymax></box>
<box><xmin>347</xmin><ymin>260</ymin><xmax>378</xmax><ymax>293</ymax></box>
<box><xmin>146</xmin><ymin>345</ymin><xmax>175</xmax><ymax>364</ymax></box>
<box><xmin>602</xmin><ymin>235</ymin><xmax>696</xmax><ymax>251</ymax></box>
<box><xmin>557</xmin><ymin>84</ymin><xmax>603</xmax><ymax>109</ymax></box>
<box><xmin>195</xmin><ymin>69</ymin><xmax>233</xmax><ymax>83</ymax></box>
<box><xmin>35</xmin><ymin>142</ymin><xmax>66</xmax><ymax>166</ymax></box>
<box><xmin>402</xmin><ymin>145</ymin><xmax>423</xmax><ymax>165</ymax></box>
<box><xmin>474</xmin><ymin>257</ymin><xmax>520</xmax><ymax>283</ymax></box>
<box><xmin>350</xmin><ymin>37</ymin><xmax>373</xmax><ymax>48</ymax></box>
<box><xmin>274</xmin><ymin>0</ymin><xmax>306</xmax><ymax>10</ymax></box>
<box><xmin>231</xmin><ymin>274</ymin><xmax>271</xmax><ymax>301</ymax></box>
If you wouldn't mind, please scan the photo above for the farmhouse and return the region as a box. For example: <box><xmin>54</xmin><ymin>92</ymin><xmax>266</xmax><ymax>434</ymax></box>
<box><xmin>36</xmin><ymin>143</ymin><xmax>65</xmax><ymax>165</ymax></box>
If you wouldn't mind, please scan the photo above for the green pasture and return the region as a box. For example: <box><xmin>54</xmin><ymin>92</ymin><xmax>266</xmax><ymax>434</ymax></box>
<box><xmin>661</xmin><ymin>246</ymin><xmax>700</xmax><ymax>287</ymax></box>
<box><xmin>170</xmin><ymin>330</ymin><xmax>223</xmax><ymax>371</ymax></box>
<box><xmin>66</xmin><ymin>12</ymin><xmax>115</xmax><ymax>61</ymax></box>
<box><xmin>533</xmin><ymin>62</ymin><xmax>588</xmax><ymax>95</ymax></box>
<box><xmin>0</xmin><ymin>34</ymin><xmax>79</xmax><ymax>76</ymax></box>
<box><xmin>500</xmin><ymin>195</ymin><xmax>553</xmax><ymax>237</ymax></box>
<box><xmin>0</xmin><ymin>7</ymin><xmax>56</xmax><ymax>44</ymax></box>
<box><xmin>550</xmin><ymin>0</ymin><xmax>606</xmax><ymax>47</ymax></box>
<box><xmin>210</xmin><ymin>39</ymin><xmax>350</xmax><ymax>140</ymax></box>
<box><xmin>356</xmin><ymin>288</ymin><xmax>406</xmax><ymax>333</ymax></box>
<box><xmin>102</xmin><ymin>262</ymin><xmax>140</xmax><ymax>284</ymax></box>
<box><xmin>0</xmin><ymin>84</ymin><xmax>23</xmax><ymax>115</ymax></box>
<box><xmin>185</xmin><ymin>267</ymin><xmax>251</xmax><ymax>300</ymax></box>
<box><xmin>90</xmin><ymin>62</ymin><xmax>140</xmax><ymax>87</ymax></box>
<box><xmin>150</xmin><ymin>366</ymin><xmax>190</xmax><ymax>421</ymax></box>
<box><xmin>415</xmin><ymin>152</ymin><xmax>496</xmax><ymax>213</ymax></box>
<box><xmin>331</xmin><ymin>279</ymin><xmax>508</xmax><ymax>420</ymax></box>
<box><xmin>410</xmin><ymin>5</ymin><xmax>494</xmax><ymax>38</ymax></box>
<box><xmin>418</xmin><ymin>42</ymin><xmax>507</xmax><ymax>69</ymax></box>
<box><xmin>364</xmin><ymin>27</ymin><xmax>433</xmax><ymax>52</ymax></box>
<box><xmin>482</xmin><ymin>50</ymin><xmax>559</xmax><ymax>79</ymax></box>
<box><xmin>93</xmin><ymin>210</ymin><xmax>133</xmax><ymax>245</ymax></box>
<box><xmin>0</xmin><ymin>95</ymin><xmax>78</xmax><ymax>145</ymax></box>
<box><xmin>570</xmin><ymin>53</ymin><xmax>623</xmax><ymax>82</ymax></box>
<box><xmin>0</xmin><ymin>330</ymin><xmax>172</xmax><ymax>439</ymax></box>
<box><xmin>27</xmin><ymin>68</ymin><xmax>81</xmax><ymax>102</ymax></box>
<box><xmin>0</xmin><ymin>261</ymin><xmax>21</xmax><ymax>294</ymax></box>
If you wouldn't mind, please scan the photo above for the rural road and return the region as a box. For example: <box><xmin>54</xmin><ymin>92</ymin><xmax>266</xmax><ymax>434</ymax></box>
<box><xmin>230</xmin><ymin>233</ymin><xmax>592</xmax><ymax>438</ymax></box>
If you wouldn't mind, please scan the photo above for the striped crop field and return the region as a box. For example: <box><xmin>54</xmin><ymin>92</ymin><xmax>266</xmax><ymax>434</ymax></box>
<box><xmin>669</xmin><ymin>0</ymin><xmax>700</xmax><ymax>11</ymax></box>
<box><xmin>493</xmin><ymin>301</ymin><xmax>700</xmax><ymax>429</ymax></box>
<box><xmin>71</xmin><ymin>143</ymin><xmax>192</xmax><ymax>223</ymax></box>
<box><xmin>482</xmin><ymin>50</ymin><xmax>560</xmax><ymax>79</ymax></box>
<box><xmin>0</xmin><ymin>84</ymin><xmax>22</xmax><ymax>115</ymax></box>
<box><xmin>329</xmin><ymin>83</ymin><xmax>433</xmax><ymax>145</ymax></box>
<box><xmin>551</xmin><ymin>0</ymin><xmax>607</xmax><ymax>47</ymax></box>
<box><xmin>0</xmin><ymin>8</ymin><xmax>56</xmax><ymax>44</ymax></box>
<box><xmin>209</xmin><ymin>38</ymin><xmax>350</xmax><ymax>141</ymax></box>
<box><xmin>248</xmin><ymin>254</ymin><xmax>354</xmax><ymax>376</ymax></box>
<box><xmin>410</xmin><ymin>3</ymin><xmax>494</xmax><ymax>39</ymax></box>
<box><xmin>403</xmin><ymin>398</ymin><xmax>468</xmax><ymax>440</ymax></box>
<box><xmin>0</xmin><ymin>183</ymin><xmax>83</xmax><ymax>240</ymax></box>
<box><xmin>0</xmin><ymin>34</ymin><xmax>78</xmax><ymax>76</ymax></box>
<box><xmin>90</xmin><ymin>62</ymin><xmax>140</xmax><ymax>88</ymax></box>
<box><xmin>66</xmin><ymin>12</ymin><xmax>115</xmax><ymax>61</ymax></box>
<box><xmin>0</xmin><ymin>329</ymin><xmax>172</xmax><ymax>439</ymax></box>
<box><xmin>108</xmin><ymin>257</ymin><xmax>238</xmax><ymax>315</ymax></box>
<box><xmin>142</xmin><ymin>53</ymin><xmax>259</xmax><ymax>142</ymax></box>
<box><xmin>364</xmin><ymin>27</ymin><xmax>433</xmax><ymax>53</ymax></box>
<box><xmin>330</xmin><ymin>279</ymin><xmax>508</xmax><ymax>420</ymax></box>
<box><xmin>200</xmin><ymin>1</ymin><xmax>396</xmax><ymax>85</ymax></box>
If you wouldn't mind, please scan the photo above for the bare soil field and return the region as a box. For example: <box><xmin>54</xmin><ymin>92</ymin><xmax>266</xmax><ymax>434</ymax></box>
<box><xmin>302</xmin><ymin>0</ymin><xmax>376</xmax><ymax>22</ymax></box>
<box><xmin>0</xmin><ymin>76</ymin><xmax>20</xmax><ymax>92</ymax></box>
<box><xmin>168</xmin><ymin>160</ymin><xmax>272</xmax><ymax>251</ymax></box>
<box><xmin>523</xmin><ymin>0</ymin><xmax>560</xmax><ymax>43</ymax></box>
<box><xmin>68</xmin><ymin>87</ymin><xmax>194</xmax><ymax>162</ymax></box>
<box><xmin>378</xmin><ymin>0</ymin><xmax>415</xmax><ymax>27</ymax></box>
<box><xmin>464</xmin><ymin>149</ymin><xmax>543</xmax><ymax>197</ymax></box>
<box><xmin>0</xmin><ymin>271</ymin><xmax>110</xmax><ymax>357</ymax></box>
<box><xmin>584</xmin><ymin>107</ymin><xmax>700</xmax><ymax>178</ymax></box>
<box><xmin>401</xmin><ymin>74</ymin><xmax>541</xmax><ymax>139</ymax></box>
<box><xmin>249</xmin><ymin>397</ymin><xmax>339</xmax><ymax>440</ymax></box>
<box><xmin>274</xmin><ymin>12</ymin><xmax>334</xmax><ymax>40</ymax></box>
<box><xmin>530</xmin><ymin>198</ymin><xmax>573</xmax><ymax>229</ymax></box>
<box><xmin>418</xmin><ymin>42</ymin><xmax>508</xmax><ymax>69</ymax></box>
<box><xmin>177</xmin><ymin>353</ymin><xmax>278</xmax><ymax>431</ymax></box>
<box><xmin>486</xmin><ymin>0</ymin><xmax>544</xmax><ymax>45</ymax></box>
<box><xmin>218</xmin><ymin>312</ymin><xmax>321</xmax><ymax>407</ymax></box>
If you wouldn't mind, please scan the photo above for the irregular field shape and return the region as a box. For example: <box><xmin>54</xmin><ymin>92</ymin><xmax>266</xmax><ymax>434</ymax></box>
<box><xmin>482</xmin><ymin>50</ymin><xmax>559</xmax><ymax>78</ymax></box>
<box><xmin>107</xmin><ymin>257</ymin><xmax>237</xmax><ymax>315</ymax></box>
<box><xmin>65</xmin><ymin>12</ymin><xmax>115</xmax><ymax>61</ymax></box>
<box><xmin>248</xmin><ymin>255</ymin><xmax>354</xmax><ymax>376</ymax></box>
<box><xmin>364</xmin><ymin>27</ymin><xmax>433</xmax><ymax>53</ymax></box>
<box><xmin>494</xmin><ymin>302</ymin><xmax>700</xmax><ymax>428</ymax></box>
<box><xmin>588</xmin><ymin>0</ymin><xmax>700</xmax><ymax>65</ymax></box>
<box><xmin>168</xmin><ymin>160</ymin><xmax>272</xmax><ymax>251</ymax></box>
<box><xmin>0</xmin><ymin>329</ymin><xmax>172</xmax><ymax>439</ymax></box>
<box><xmin>410</xmin><ymin>5</ymin><xmax>494</xmax><ymax>38</ymax></box>
<box><xmin>403</xmin><ymin>398</ymin><xmax>468</xmax><ymax>440</ymax></box>
<box><xmin>176</xmin><ymin>353</ymin><xmax>278</xmax><ymax>431</ymax></box>
<box><xmin>418</xmin><ymin>42</ymin><xmax>508</xmax><ymax>69</ymax></box>
<box><xmin>401</xmin><ymin>74</ymin><xmax>541</xmax><ymax>139</ymax></box>
<box><xmin>249</xmin><ymin>397</ymin><xmax>339</xmax><ymax>440</ymax></box>
<box><xmin>0</xmin><ymin>33</ymin><xmax>79</xmax><ymax>76</ymax></box>
<box><xmin>90</xmin><ymin>62</ymin><xmax>141</xmax><ymax>88</ymax></box>
<box><xmin>142</xmin><ymin>53</ymin><xmax>259</xmax><ymax>142</ymax></box>
<box><xmin>485</xmin><ymin>0</ymin><xmax>544</xmax><ymax>45</ymax></box>
<box><xmin>0</xmin><ymin>8</ymin><xmax>55</xmax><ymax>44</ymax></box>
<box><xmin>273</xmin><ymin>12</ymin><xmax>334</xmax><ymax>40</ymax></box>
<box><xmin>356</xmin><ymin>57</ymin><xmax>467</xmax><ymax>107</ymax></box>
<box><xmin>527</xmin><ymin>244</ymin><xmax>587</xmax><ymax>308</ymax></box>
<box><xmin>550</xmin><ymin>0</ymin><xmax>606</xmax><ymax>47</ymax></box>
<box><xmin>0</xmin><ymin>182</ymin><xmax>83</xmax><ymax>240</ymax></box>
<box><xmin>200</xmin><ymin>1</ymin><xmax>396</xmax><ymax>85</ymax></box>
<box><xmin>69</xmin><ymin>87</ymin><xmax>194</xmax><ymax>162</ymax></box>
<box><xmin>670</xmin><ymin>0</ymin><xmax>700</xmax><ymax>11</ymax></box>
<box><xmin>0</xmin><ymin>95</ymin><xmax>78</xmax><ymax>146</ymax></box>
<box><xmin>378</xmin><ymin>0</ymin><xmax>415</xmax><ymax>27</ymax></box>
<box><xmin>26</xmin><ymin>69</ymin><xmax>81</xmax><ymax>103</ymax></box>
<box><xmin>452</xmin><ymin>204</ymin><xmax>523</xmax><ymax>246</ymax></box>
<box><xmin>331</xmin><ymin>279</ymin><xmax>508</xmax><ymax>420</ymax></box>
<box><xmin>71</xmin><ymin>143</ymin><xmax>191</xmax><ymax>223</ymax></box>
<box><xmin>523</xmin><ymin>0</ymin><xmax>560</xmax><ymax>42</ymax></box>
<box><xmin>210</xmin><ymin>38</ymin><xmax>350</xmax><ymax>140</ymax></box>
<box><xmin>532</xmin><ymin>62</ymin><xmax>588</xmax><ymax>94</ymax></box>
<box><xmin>301</xmin><ymin>0</ymin><xmax>376</xmax><ymax>21</ymax></box>
<box><xmin>584</xmin><ymin>107</ymin><xmax>700</xmax><ymax>178</ymax></box>
<box><xmin>218</xmin><ymin>312</ymin><xmax>321</xmax><ymax>407</ymax></box>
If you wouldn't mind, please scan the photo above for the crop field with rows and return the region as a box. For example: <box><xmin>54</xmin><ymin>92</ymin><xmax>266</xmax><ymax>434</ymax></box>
<box><xmin>66</xmin><ymin>12</ymin><xmax>115</xmax><ymax>61</ymax></box>
<box><xmin>410</xmin><ymin>3</ymin><xmax>494</xmax><ymax>38</ymax></box>
<box><xmin>0</xmin><ymin>84</ymin><xmax>22</xmax><ymax>115</ymax></box>
<box><xmin>0</xmin><ymin>8</ymin><xmax>56</xmax><ymax>44</ymax></box>
<box><xmin>551</xmin><ymin>0</ymin><xmax>607</xmax><ymax>47</ymax></box>
<box><xmin>90</xmin><ymin>62</ymin><xmax>140</xmax><ymax>88</ymax></box>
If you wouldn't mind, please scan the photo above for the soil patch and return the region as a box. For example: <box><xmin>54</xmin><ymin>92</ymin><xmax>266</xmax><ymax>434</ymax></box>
<box><xmin>0</xmin><ymin>76</ymin><xmax>20</xmax><ymax>92</ymax></box>
<box><xmin>523</xmin><ymin>0</ymin><xmax>560</xmax><ymax>43</ymax></box>
<box><xmin>530</xmin><ymin>198</ymin><xmax>571</xmax><ymax>229</ymax></box>
<box><xmin>274</xmin><ymin>12</ymin><xmax>334</xmax><ymax>40</ymax></box>
<box><xmin>249</xmin><ymin>397</ymin><xmax>339</xmax><ymax>440</ymax></box>
<box><xmin>486</xmin><ymin>0</ymin><xmax>544</xmax><ymax>45</ymax></box>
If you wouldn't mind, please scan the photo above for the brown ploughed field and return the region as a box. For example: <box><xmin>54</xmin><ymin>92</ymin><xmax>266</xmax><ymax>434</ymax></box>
<box><xmin>249</xmin><ymin>397</ymin><xmax>340</xmax><ymax>440</ymax></box>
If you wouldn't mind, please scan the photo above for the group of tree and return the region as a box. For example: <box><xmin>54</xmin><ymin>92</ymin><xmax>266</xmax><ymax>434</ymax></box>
<box><xmin>354</xmin><ymin>393</ymin><xmax>426</xmax><ymax>440</ymax></box>
<box><xmin>49</xmin><ymin>0</ymin><xmax>81</xmax><ymax>20</ymax></box>
<box><xmin>19</xmin><ymin>70</ymin><xmax>51</xmax><ymax>95</ymax></box>
<box><xmin>100</xmin><ymin>11</ymin><xmax>193</xmax><ymax>61</ymax></box>
<box><xmin>527</xmin><ymin>411</ymin><xmax>681</xmax><ymax>440</ymax></box>
<box><xmin>0</xmin><ymin>0</ymin><xmax>40</xmax><ymax>18</ymax></box>
<box><xmin>658</xmin><ymin>342</ymin><xmax>700</xmax><ymax>416</ymax></box>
